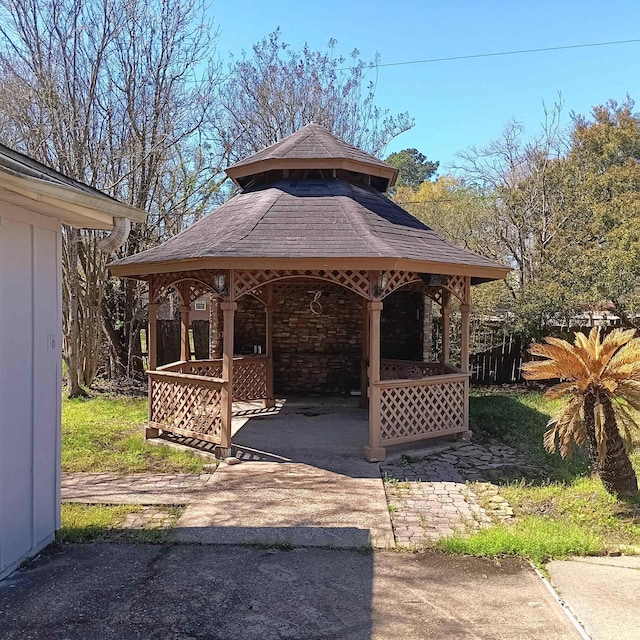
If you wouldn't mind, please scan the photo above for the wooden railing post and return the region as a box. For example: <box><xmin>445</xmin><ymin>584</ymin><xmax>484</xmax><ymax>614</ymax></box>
<box><xmin>265</xmin><ymin>283</ymin><xmax>275</xmax><ymax>408</ymax></box>
<box><xmin>364</xmin><ymin>300</ymin><xmax>385</xmax><ymax>462</ymax></box>
<box><xmin>220</xmin><ymin>300</ymin><xmax>237</xmax><ymax>457</ymax></box>
<box><xmin>180</xmin><ymin>304</ymin><xmax>191</xmax><ymax>361</ymax></box>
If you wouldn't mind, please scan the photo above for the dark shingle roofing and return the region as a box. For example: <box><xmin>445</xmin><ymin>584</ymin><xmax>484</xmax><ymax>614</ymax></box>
<box><xmin>225</xmin><ymin>123</ymin><xmax>398</xmax><ymax>191</ymax></box>
<box><xmin>110</xmin><ymin>178</ymin><xmax>505</xmax><ymax>275</ymax></box>
<box><xmin>0</xmin><ymin>142</ymin><xmax>116</xmax><ymax>202</ymax></box>
<box><xmin>229</xmin><ymin>123</ymin><xmax>391</xmax><ymax>170</ymax></box>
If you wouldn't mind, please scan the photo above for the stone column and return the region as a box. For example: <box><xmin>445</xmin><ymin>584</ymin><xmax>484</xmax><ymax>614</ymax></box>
<box><xmin>422</xmin><ymin>295</ymin><xmax>433</xmax><ymax>362</ymax></box>
<box><xmin>209</xmin><ymin>294</ymin><xmax>223</xmax><ymax>358</ymax></box>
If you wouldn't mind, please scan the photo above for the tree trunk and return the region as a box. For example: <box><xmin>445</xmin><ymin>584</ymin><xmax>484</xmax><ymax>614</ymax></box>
<box><xmin>65</xmin><ymin>228</ymin><xmax>88</xmax><ymax>398</ymax></box>
<box><xmin>583</xmin><ymin>391</ymin><xmax>600</xmax><ymax>475</ymax></box>
<box><xmin>597</xmin><ymin>391</ymin><xmax>638</xmax><ymax>497</ymax></box>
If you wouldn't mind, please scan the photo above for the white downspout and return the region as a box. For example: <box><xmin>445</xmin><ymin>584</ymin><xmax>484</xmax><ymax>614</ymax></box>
<box><xmin>98</xmin><ymin>217</ymin><xmax>131</xmax><ymax>253</ymax></box>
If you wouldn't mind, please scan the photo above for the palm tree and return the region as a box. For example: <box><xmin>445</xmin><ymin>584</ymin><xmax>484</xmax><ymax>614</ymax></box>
<box><xmin>522</xmin><ymin>327</ymin><xmax>640</xmax><ymax>497</ymax></box>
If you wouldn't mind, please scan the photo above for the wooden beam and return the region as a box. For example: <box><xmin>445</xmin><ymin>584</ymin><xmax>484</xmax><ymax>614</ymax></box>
<box><xmin>364</xmin><ymin>300</ymin><xmax>385</xmax><ymax>462</ymax></box>
<box><xmin>109</xmin><ymin>256</ymin><xmax>510</xmax><ymax>282</ymax></box>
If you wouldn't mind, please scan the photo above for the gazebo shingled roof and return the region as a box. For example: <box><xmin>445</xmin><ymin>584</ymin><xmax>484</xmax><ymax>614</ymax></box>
<box><xmin>226</xmin><ymin>123</ymin><xmax>398</xmax><ymax>190</ymax></box>
<box><xmin>111</xmin><ymin>124</ymin><xmax>511</xmax><ymax>463</ymax></box>
<box><xmin>109</xmin><ymin>124</ymin><xmax>508</xmax><ymax>282</ymax></box>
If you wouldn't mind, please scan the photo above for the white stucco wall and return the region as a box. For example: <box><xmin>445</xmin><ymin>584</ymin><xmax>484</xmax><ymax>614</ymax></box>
<box><xmin>0</xmin><ymin>203</ymin><xmax>62</xmax><ymax>579</ymax></box>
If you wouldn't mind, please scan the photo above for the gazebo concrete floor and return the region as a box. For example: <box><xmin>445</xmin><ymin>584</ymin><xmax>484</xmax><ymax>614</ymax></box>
<box><xmin>170</xmin><ymin>397</ymin><xmax>396</xmax><ymax>549</ymax></box>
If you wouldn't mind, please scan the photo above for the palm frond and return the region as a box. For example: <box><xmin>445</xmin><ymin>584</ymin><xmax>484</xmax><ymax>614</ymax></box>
<box><xmin>613</xmin><ymin>403</ymin><xmax>639</xmax><ymax>452</ymax></box>
<box><xmin>596</xmin><ymin>329</ymin><xmax>637</xmax><ymax>376</ymax></box>
<box><xmin>543</xmin><ymin>381</ymin><xmax>576</xmax><ymax>400</ymax></box>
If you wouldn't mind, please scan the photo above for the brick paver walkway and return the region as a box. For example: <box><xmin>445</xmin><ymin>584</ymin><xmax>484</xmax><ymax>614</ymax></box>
<box><xmin>61</xmin><ymin>473</ymin><xmax>214</xmax><ymax>505</ymax></box>
<box><xmin>381</xmin><ymin>443</ymin><xmax>518</xmax><ymax>547</ymax></box>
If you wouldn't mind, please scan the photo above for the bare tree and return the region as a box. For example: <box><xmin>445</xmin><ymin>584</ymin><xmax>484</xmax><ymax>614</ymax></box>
<box><xmin>213</xmin><ymin>29</ymin><xmax>414</xmax><ymax>164</ymax></box>
<box><xmin>0</xmin><ymin>0</ymin><xmax>222</xmax><ymax>391</ymax></box>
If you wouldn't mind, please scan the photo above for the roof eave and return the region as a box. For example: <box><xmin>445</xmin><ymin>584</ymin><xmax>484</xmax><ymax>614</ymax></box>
<box><xmin>0</xmin><ymin>166</ymin><xmax>147</xmax><ymax>229</ymax></box>
<box><xmin>109</xmin><ymin>255</ymin><xmax>510</xmax><ymax>283</ymax></box>
<box><xmin>226</xmin><ymin>157</ymin><xmax>398</xmax><ymax>190</ymax></box>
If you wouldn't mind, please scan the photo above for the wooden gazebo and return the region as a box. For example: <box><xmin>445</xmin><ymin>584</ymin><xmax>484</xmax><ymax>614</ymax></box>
<box><xmin>110</xmin><ymin>124</ymin><xmax>508</xmax><ymax>461</ymax></box>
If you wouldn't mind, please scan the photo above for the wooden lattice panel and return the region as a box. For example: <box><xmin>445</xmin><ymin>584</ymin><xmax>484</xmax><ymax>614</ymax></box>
<box><xmin>183</xmin><ymin>361</ymin><xmax>223</xmax><ymax>378</ymax></box>
<box><xmin>149</xmin><ymin>373</ymin><xmax>223</xmax><ymax>443</ymax></box>
<box><xmin>149</xmin><ymin>270</ymin><xmax>224</xmax><ymax>304</ymax></box>
<box><xmin>378</xmin><ymin>378</ymin><xmax>466</xmax><ymax>444</ymax></box>
<box><xmin>424</xmin><ymin>275</ymin><xmax>469</xmax><ymax>306</ymax></box>
<box><xmin>378</xmin><ymin>271</ymin><xmax>422</xmax><ymax>299</ymax></box>
<box><xmin>446</xmin><ymin>275</ymin><xmax>468</xmax><ymax>303</ymax></box>
<box><xmin>233</xmin><ymin>269</ymin><xmax>371</xmax><ymax>300</ymax></box>
<box><xmin>233</xmin><ymin>357</ymin><xmax>268</xmax><ymax>400</ymax></box>
<box><xmin>181</xmin><ymin>357</ymin><xmax>268</xmax><ymax>401</ymax></box>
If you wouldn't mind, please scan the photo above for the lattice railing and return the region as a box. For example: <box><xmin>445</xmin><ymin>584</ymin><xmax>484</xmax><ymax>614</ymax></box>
<box><xmin>148</xmin><ymin>370</ymin><xmax>224</xmax><ymax>444</ymax></box>
<box><xmin>178</xmin><ymin>356</ymin><xmax>268</xmax><ymax>401</ymax></box>
<box><xmin>233</xmin><ymin>356</ymin><xmax>268</xmax><ymax>400</ymax></box>
<box><xmin>376</xmin><ymin>374</ymin><xmax>468</xmax><ymax>446</ymax></box>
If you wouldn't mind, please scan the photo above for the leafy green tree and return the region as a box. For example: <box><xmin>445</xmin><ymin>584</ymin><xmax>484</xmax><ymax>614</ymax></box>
<box><xmin>385</xmin><ymin>148</ymin><xmax>438</xmax><ymax>188</ymax></box>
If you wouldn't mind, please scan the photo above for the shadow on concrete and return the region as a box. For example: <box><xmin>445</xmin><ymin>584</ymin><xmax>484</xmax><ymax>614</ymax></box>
<box><xmin>171</xmin><ymin>524</ymin><xmax>374</xmax><ymax>548</ymax></box>
<box><xmin>0</xmin><ymin>542</ymin><xmax>580</xmax><ymax>639</ymax></box>
<box><xmin>231</xmin><ymin>396</ymin><xmax>373</xmax><ymax>478</ymax></box>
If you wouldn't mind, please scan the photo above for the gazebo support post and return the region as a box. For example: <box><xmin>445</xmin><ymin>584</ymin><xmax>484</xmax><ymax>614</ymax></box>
<box><xmin>364</xmin><ymin>300</ymin><xmax>385</xmax><ymax>462</ymax></box>
<box><xmin>180</xmin><ymin>304</ymin><xmax>190</xmax><ymax>361</ymax></box>
<box><xmin>220</xmin><ymin>300</ymin><xmax>237</xmax><ymax>458</ymax></box>
<box><xmin>359</xmin><ymin>297</ymin><xmax>369</xmax><ymax>409</ymax></box>
<box><xmin>459</xmin><ymin>277</ymin><xmax>472</xmax><ymax>439</ymax></box>
<box><xmin>265</xmin><ymin>283</ymin><xmax>275</xmax><ymax>408</ymax></box>
<box><xmin>145</xmin><ymin>301</ymin><xmax>160</xmax><ymax>439</ymax></box>
<box><xmin>441</xmin><ymin>290</ymin><xmax>451</xmax><ymax>366</ymax></box>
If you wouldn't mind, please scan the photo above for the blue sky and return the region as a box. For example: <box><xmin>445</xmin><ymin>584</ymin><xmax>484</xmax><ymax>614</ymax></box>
<box><xmin>208</xmin><ymin>0</ymin><xmax>639</xmax><ymax>170</ymax></box>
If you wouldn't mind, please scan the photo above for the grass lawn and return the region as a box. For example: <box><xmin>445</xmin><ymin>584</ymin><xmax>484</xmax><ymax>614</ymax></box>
<box><xmin>62</xmin><ymin>393</ymin><xmax>205</xmax><ymax>473</ymax></box>
<box><xmin>437</xmin><ymin>388</ymin><xmax>640</xmax><ymax>564</ymax></box>
<box><xmin>58</xmin><ymin>503</ymin><xmax>182</xmax><ymax>543</ymax></box>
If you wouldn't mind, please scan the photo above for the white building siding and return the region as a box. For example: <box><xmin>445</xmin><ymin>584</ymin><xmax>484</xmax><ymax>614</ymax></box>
<box><xmin>0</xmin><ymin>205</ymin><xmax>61</xmax><ymax>579</ymax></box>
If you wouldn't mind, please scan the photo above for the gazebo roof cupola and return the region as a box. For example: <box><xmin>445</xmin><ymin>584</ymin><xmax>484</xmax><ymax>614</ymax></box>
<box><xmin>226</xmin><ymin>123</ymin><xmax>399</xmax><ymax>192</ymax></box>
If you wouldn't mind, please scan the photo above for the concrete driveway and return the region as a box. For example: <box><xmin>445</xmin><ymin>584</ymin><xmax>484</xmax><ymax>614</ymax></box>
<box><xmin>0</xmin><ymin>544</ymin><xmax>581</xmax><ymax>639</ymax></box>
<box><xmin>171</xmin><ymin>397</ymin><xmax>395</xmax><ymax>549</ymax></box>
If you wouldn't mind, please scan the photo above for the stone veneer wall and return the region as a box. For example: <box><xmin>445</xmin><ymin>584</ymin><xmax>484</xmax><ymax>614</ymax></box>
<box><xmin>272</xmin><ymin>284</ymin><xmax>363</xmax><ymax>395</ymax></box>
<box><xmin>380</xmin><ymin>290</ymin><xmax>424</xmax><ymax>361</ymax></box>
<box><xmin>213</xmin><ymin>284</ymin><xmax>425</xmax><ymax>395</ymax></box>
